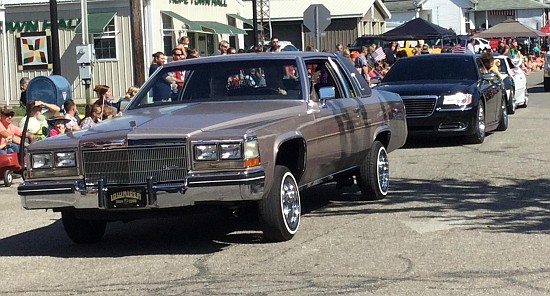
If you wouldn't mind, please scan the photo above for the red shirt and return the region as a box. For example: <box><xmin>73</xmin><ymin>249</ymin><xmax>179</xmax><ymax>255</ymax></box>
<box><xmin>0</xmin><ymin>122</ymin><xmax>22</xmax><ymax>146</ymax></box>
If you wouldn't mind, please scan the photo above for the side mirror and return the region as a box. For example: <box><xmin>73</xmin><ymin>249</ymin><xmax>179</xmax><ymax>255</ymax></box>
<box><xmin>318</xmin><ymin>86</ymin><xmax>336</xmax><ymax>101</ymax></box>
<box><xmin>482</xmin><ymin>72</ymin><xmax>499</xmax><ymax>82</ymax></box>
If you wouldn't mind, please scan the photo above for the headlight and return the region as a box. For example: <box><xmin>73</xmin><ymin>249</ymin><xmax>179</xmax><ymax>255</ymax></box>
<box><xmin>220</xmin><ymin>143</ymin><xmax>242</xmax><ymax>160</ymax></box>
<box><xmin>243</xmin><ymin>140</ymin><xmax>261</xmax><ymax>167</ymax></box>
<box><xmin>443</xmin><ymin>92</ymin><xmax>472</xmax><ymax>107</ymax></box>
<box><xmin>31</xmin><ymin>152</ymin><xmax>77</xmax><ymax>169</ymax></box>
<box><xmin>194</xmin><ymin>144</ymin><xmax>218</xmax><ymax>161</ymax></box>
<box><xmin>32</xmin><ymin>154</ymin><xmax>52</xmax><ymax>169</ymax></box>
<box><xmin>55</xmin><ymin>152</ymin><xmax>76</xmax><ymax>167</ymax></box>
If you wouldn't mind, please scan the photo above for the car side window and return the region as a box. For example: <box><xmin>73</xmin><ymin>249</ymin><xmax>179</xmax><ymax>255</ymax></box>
<box><xmin>330</xmin><ymin>57</ymin><xmax>356</xmax><ymax>97</ymax></box>
<box><xmin>305</xmin><ymin>59</ymin><xmax>345</xmax><ymax>100</ymax></box>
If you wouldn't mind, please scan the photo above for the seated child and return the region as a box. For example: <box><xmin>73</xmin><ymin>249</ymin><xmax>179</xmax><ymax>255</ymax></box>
<box><xmin>47</xmin><ymin>112</ymin><xmax>71</xmax><ymax>137</ymax></box>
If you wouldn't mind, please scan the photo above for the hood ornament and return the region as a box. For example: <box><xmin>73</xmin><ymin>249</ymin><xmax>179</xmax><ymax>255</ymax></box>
<box><xmin>129</xmin><ymin>120</ymin><xmax>137</xmax><ymax>129</ymax></box>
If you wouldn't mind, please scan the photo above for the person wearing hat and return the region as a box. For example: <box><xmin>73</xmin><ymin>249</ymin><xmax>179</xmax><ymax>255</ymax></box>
<box><xmin>421</xmin><ymin>43</ymin><xmax>430</xmax><ymax>54</ymax></box>
<box><xmin>0</xmin><ymin>105</ymin><xmax>35</xmax><ymax>154</ymax></box>
<box><xmin>18</xmin><ymin>99</ymin><xmax>60</xmax><ymax>141</ymax></box>
<box><xmin>47</xmin><ymin>112</ymin><xmax>71</xmax><ymax>137</ymax></box>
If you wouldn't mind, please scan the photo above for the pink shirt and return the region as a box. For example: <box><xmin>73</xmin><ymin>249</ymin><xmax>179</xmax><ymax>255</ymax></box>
<box><xmin>48</xmin><ymin>128</ymin><xmax>62</xmax><ymax>137</ymax></box>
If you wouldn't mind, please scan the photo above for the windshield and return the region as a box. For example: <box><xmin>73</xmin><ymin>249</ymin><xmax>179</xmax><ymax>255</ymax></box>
<box><xmin>382</xmin><ymin>56</ymin><xmax>479</xmax><ymax>83</ymax></box>
<box><xmin>132</xmin><ymin>59</ymin><xmax>302</xmax><ymax>108</ymax></box>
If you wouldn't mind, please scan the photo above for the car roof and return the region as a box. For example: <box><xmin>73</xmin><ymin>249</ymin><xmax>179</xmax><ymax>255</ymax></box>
<box><xmin>163</xmin><ymin>52</ymin><xmax>337</xmax><ymax>69</ymax></box>
<box><xmin>403</xmin><ymin>53</ymin><xmax>475</xmax><ymax>60</ymax></box>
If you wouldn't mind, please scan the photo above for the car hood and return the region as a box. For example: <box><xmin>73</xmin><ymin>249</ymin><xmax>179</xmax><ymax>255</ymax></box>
<box><xmin>376</xmin><ymin>81</ymin><xmax>475</xmax><ymax>97</ymax></box>
<box><xmin>28</xmin><ymin>101</ymin><xmax>307</xmax><ymax>150</ymax></box>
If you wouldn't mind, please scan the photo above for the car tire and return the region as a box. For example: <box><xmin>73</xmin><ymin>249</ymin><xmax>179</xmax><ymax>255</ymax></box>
<box><xmin>467</xmin><ymin>101</ymin><xmax>486</xmax><ymax>144</ymax></box>
<box><xmin>507</xmin><ymin>89</ymin><xmax>516</xmax><ymax>115</ymax></box>
<box><xmin>358</xmin><ymin>141</ymin><xmax>389</xmax><ymax>201</ymax></box>
<box><xmin>259</xmin><ymin>165</ymin><xmax>300</xmax><ymax>242</ymax></box>
<box><xmin>62</xmin><ymin>211</ymin><xmax>107</xmax><ymax>244</ymax></box>
<box><xmin>497</xmin><ymin>96</ymin><xmax>509</xmax><ymax>131</ymax></box>
<box><xmin>3</xmin><ymin>170</ymin><xmax>13</xmax><ymax>187</ymax></box>
<box><xmin>544</xmin><ymin>78</ymin><xmax>550</xmax><ymax>92</ymax></box>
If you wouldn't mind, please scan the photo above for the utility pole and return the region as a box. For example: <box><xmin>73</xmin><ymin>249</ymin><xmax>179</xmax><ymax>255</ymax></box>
<box><xmin>79</xmin><ymin>0</ymin><xmax>93</xmax><ymax>105</ymax></box>
<box><xmin>252</xmin><ymin>0</ymin><xmax>258</xmax><ymax>47</ymax></box>
<box><xmin>49</xmin><ymin>0</ymin><xmax>61</xmax><ymax>75</ymax></box>
<box><xmin>129</xmin><ymin>0</ymin><xmax>145</xmax><ymax>86</ymax></box>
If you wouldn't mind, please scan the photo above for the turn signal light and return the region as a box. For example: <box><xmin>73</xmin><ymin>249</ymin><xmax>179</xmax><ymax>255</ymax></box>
<box><xmin>244</xmin><ymin>157</ymin><xmax>261</xmax><ymax>168</ymax></box>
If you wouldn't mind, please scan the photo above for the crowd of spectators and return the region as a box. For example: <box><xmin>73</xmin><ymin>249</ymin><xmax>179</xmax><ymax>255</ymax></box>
<box><xmin>3</xmin><ymin>34</ymin><xmax>547</xmax><ymax>153</ymax></box>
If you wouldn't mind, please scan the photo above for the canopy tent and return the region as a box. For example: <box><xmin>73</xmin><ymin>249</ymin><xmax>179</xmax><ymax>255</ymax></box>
<box><xmin>380</xmin><ymin>18</ymin><xmax>456</xmax><ymax>40</ymax></box>
<box><xmin>475</xmin><ymin>19</ymin><xmax>547</xmax><ymax>38</ymax></box>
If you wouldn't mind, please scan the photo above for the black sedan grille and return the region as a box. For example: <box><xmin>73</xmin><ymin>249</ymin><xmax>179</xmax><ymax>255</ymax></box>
<box><xmin>402</xmin><ymin>96</ymin><xmax>438</xmax><ymax>118</ymax></box>
<box><xmin>82</xmin><ymin>145</ymin><xmax>187</xmax><ymax>185</ymax></box>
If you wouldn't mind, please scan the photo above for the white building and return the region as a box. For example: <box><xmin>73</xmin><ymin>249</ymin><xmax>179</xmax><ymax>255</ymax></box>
<box><xmin>0</xmin><ymin>0</ymin><xmax>249</xmax><ymax>105</ymax></box>
<box><xmin>383</xmin><ymin>0</ymin><xmax>550</xmax><ymax>35</ymax></box>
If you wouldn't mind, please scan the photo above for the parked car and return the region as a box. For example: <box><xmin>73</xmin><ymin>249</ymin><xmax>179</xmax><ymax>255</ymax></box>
<box><xmin>348</xmin><ymin>35</ymin><xmax>390</xmax><ymax>54</ymax></box>
<box><xmin>494</xmin><ymin>55</ymin><xmax>528</xmax><ymax>112</ymax></box>
<box><xmin>375</xmin><ymin>54</ymin><xmax>508</xmax><ymax>144</ymax></box>
<box><xmin>457</xmin><ymin>36</ymin><xmax>492</xmax><ymax>53</ymax></box>
<box><xmin>474</xmin><ymin>37</ymin><xmax>492</xmax><ymax>53</ymax></box>
<box><xmin>18</xmin><ymin>52</ymin><xmax>408</xmax><ymax>243</ymax></box>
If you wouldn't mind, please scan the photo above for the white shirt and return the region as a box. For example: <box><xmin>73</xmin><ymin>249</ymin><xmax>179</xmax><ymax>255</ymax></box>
<box><xmin>466</xmin><ymin>43</ymin><xmax>475</xmax><ymax>55</ymax></box>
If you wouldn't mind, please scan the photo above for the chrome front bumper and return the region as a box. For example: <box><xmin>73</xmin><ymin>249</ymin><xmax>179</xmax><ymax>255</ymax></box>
<box><xmin>18</xmin><ymin>168</ymin><xmax>265</xmax><ymax>210</ymax></box>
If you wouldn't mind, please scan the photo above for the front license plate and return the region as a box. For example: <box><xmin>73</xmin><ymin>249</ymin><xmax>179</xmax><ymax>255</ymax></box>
<box><xmin>107</xmin><ymin>188</ymin><xmax>146</xmax><ymax>208</ymax></box>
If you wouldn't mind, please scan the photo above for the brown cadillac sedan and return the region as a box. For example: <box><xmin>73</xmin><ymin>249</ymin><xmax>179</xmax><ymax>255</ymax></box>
<box><xmin>18</xmin><ymin>52</ymin><xmax>407</xmax><ymax>243</ymax></box>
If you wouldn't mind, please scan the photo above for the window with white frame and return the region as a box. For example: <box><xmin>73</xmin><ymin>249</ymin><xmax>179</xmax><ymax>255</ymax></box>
<box><xmin>93</xmin><ymin>17</ymin><xmax>117</xmax><ymax>60</ymax></box>
<box><xmin>162</xmin><ymin>13</ymin><xmax>175</xmax><ymax>60</ymax></box>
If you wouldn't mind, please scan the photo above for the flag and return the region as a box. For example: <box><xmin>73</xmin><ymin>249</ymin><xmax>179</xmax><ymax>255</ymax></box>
<box><xmin>452</xmin><ymin>45</ymin><xmax>466</xmax><ymax>53</ymax></box>
<box><xmin>373</xmin><ymin>47</ymin><xmax>386</xmax><ymax>62</ymax></box>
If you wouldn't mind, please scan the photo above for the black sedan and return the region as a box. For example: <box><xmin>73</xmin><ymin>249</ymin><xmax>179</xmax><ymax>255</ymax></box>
<box><xmin>375</xmin><ymin>54</ymin><xmax>508</xmax><ymax>144</ymax></box>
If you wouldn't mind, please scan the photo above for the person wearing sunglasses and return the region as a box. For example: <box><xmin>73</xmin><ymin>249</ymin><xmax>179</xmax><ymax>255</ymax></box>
<box><xmin>0</xmin><ymin>105</ymin><xmax>34</xmax><ymax>154</ymax></box>
<box><xmin>217</xmin><ymin>40</ymin><xmax>230</xmax><ymax>55</ymax></box>
<box><xmin>267</xmin><ymin>36</ymin><xmax>281</xmax><ymax>52</ymax></box>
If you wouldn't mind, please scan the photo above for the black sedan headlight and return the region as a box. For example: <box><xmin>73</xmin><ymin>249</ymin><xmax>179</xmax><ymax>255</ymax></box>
<box><xmin>442</xmin><ymin>92</ymin><xmax>472</xmax><ymax>109</ymax></box>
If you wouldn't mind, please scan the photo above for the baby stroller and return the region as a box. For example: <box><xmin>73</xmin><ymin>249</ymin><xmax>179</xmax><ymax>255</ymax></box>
<box><xmin>0</xmin><ymin>151</ymin><xmax>22</xmax><ymax>187</ymax></box>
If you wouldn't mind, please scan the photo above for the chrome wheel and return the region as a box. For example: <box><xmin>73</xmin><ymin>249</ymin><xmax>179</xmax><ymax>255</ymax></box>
<box><xmin>358</xmin><ymin>141</ymin><xmax>389</xmax><ymax>200</ymax></box>
<box><xmin>280</xmin><ymin>172</ymin><xmax>300</xmax><ymax>234</ymax></box>
<box><xmin>259</xmin><ymin>165</ymin><xmax>301</xmax><ymax>241</ymax></box>
<box><xmin>376</xmin><ymin>147</ymin><xmax>390</xmax><ymax>195</ymax></box>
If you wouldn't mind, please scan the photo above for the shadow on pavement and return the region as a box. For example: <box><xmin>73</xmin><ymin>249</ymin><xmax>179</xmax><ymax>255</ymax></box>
<box><xmin>1</xmin><ymin>176</ymin><xmax>549</xmax><ymax>257</ymax></box>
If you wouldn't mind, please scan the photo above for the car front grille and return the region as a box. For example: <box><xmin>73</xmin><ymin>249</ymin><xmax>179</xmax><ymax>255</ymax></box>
<box><xmin>402</xmin><ymin>96</ymin><xmax>438</xmax><ymax>118</ymax></box>
<box><xmin>82</xmin><ymin>145</ymin><xmax>187</xmax><ymax>185</ymax></box>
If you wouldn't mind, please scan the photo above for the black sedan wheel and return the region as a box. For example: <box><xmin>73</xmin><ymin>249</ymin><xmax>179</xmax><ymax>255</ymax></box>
<box><xmin>358</xmin><ymin>141</ymin><xmax>389</xmax><ymax>201</ymax></box>
<box><xmin>467</xmin><ymin>101</ymin><xmax>486</xmax><ymax>144</ymax></box>
<box><xmin>62</xmin><ymin>211</ymin><xmax>107</xmax><ymax>244</ymax></box>
<box><xmin>544</xmin><ymin>78</ymin><xmax>550</xmax><ymax>92</ymax></box>
<box><xmin>259</xmin><ymin>165</ymin><xmax>301</xmax><ymax>242</ymax></box>
<box><xmin>507</xmin><ymin>89</ymin><xmax>516</xmax><ymax>115</ymax></box>
<box><xmin>497</xmin><ymin>96</ymin><xmax>509</xmax><ymax>131</ymax></box>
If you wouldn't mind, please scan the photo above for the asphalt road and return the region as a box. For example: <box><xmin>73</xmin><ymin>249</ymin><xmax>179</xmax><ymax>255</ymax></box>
<box><xmin>1</xmin><ymin>70</ymin><xmax>550</xmax><ymax>295</ymax></box>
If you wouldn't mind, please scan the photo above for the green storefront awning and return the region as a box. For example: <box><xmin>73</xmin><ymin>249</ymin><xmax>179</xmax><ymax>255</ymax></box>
<box><xmin>227</xmin><ymin>14</ymin><xmax>254</xmax><ymax>27</ymax></box>
<box><xmin>75</xmin><ymin>12</ymin><xmax>116</xmax><ymax>34</ymax></box>
<box><xmin>195</xmin><ymin>21</ymin><xmax>247</xmax><ymax>35</ymax></box>
<box><xmin>160</xmin><ymin>11</ymin><xmax>204</xmax><ymax>33</ymax></box>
